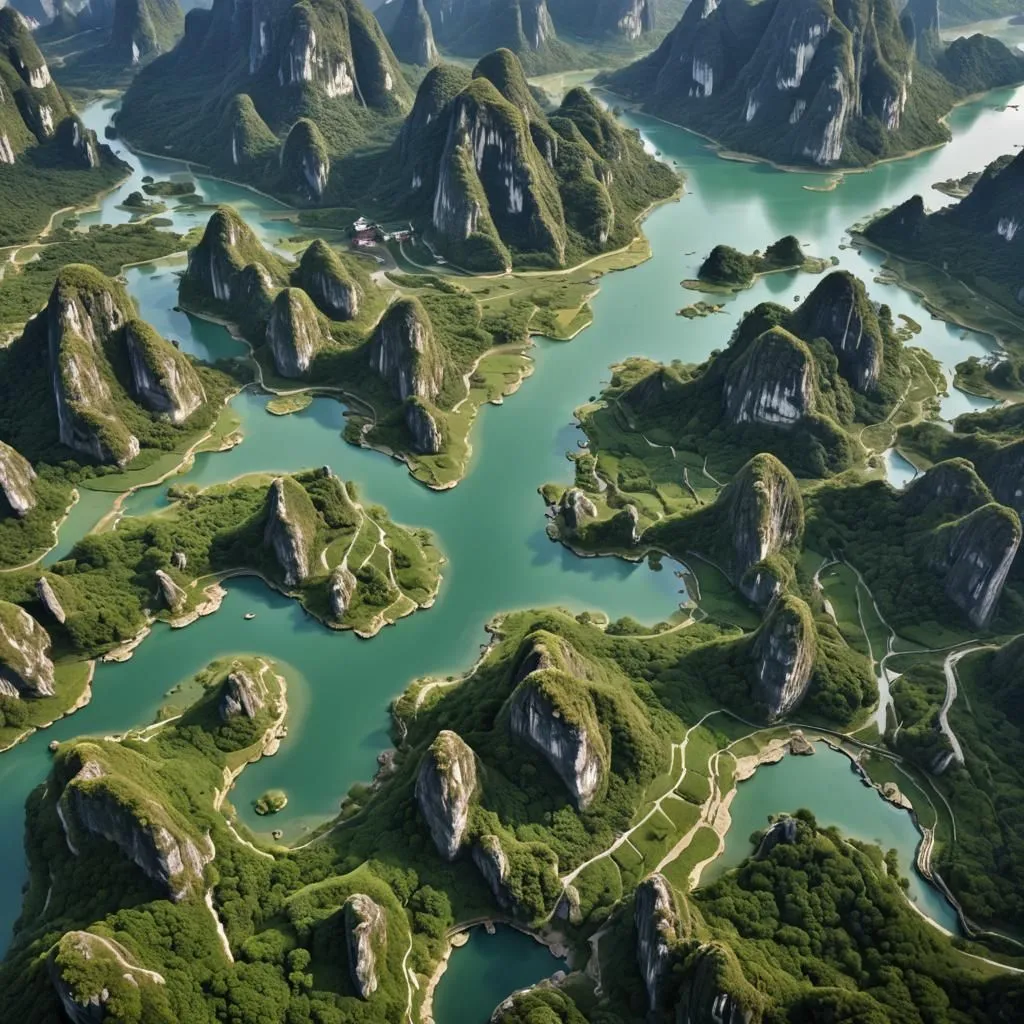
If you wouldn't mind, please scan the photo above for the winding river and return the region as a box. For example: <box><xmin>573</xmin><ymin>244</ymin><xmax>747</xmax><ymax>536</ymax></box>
<box><xmin>1</xmin><ymin>83</ymin><xmax>1021</xmax><ymax>1008</ymax></box>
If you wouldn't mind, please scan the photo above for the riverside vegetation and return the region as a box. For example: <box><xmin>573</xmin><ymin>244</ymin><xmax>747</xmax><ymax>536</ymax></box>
<box><xmin>6</xmin><ymin>0</ymin><xmax>1024</xmax><ymax>1019</ymax></box>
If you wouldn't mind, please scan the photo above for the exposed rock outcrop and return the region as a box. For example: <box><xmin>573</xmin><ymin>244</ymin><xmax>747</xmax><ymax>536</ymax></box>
<box><xmin>676</xmin><ymin>942</ymin><xmax>764</xmax><ymax>1024</ymax></box>
<box><xmin>931</xmin><ymin>503</ymin><xmax>1021</xmax><ymax>628</ymax></box>
<box><xmin>558</xmin><ymin>487</ymin><xmax>597</xmax><ymax>531</ymax></box>
<box><xmin>0</xmin><ymin>440</ymin><xmax>37</xmax><ymax>518</ymax></box>
<box><xmin>368</xmin><ymin>298</ymin><xmax>444</xmax><ymax>402</ymax></box>
<box><xmin>124</xmin><ymin>318</ymin><xmax>205</xmax><ymax>423</ymax></box>
<box><xmin>263</xmin><ymin>476</ymin><xmax>317</xmax><ymax>587</ymax></box>
<box><xmin>266</xmin><ymin>288</ymin><xmax>325</xmax><ymax>377</ymax></box>
<box><xmin>903</xmin><ymin>458</ymin><xmax>991</xmax><ymax>517</ymax></box>
<box><xmin>404</xmin><ymin>398</ymin><xmax>443</xmax><ymax>455</ymax></box>
<box><xmin>45</xmin><ymin>266</ymin><xmax>140</xmax><ymax>466</ymax></box>
<box><xmin>0</xmin><ymin>600</ymin><xmax>55</xmax><ymax>698</ymax></box>
<box><xmin>431</xmin><ymin>76</ymin><xmax>565</xmax><ymax>269</ymax></box>
<box><xmin>219</xmin><ymin>668</ymin><xmax>268</xmax><ymax>721</ymax></box>
<box><xmin>155</xmin><ymin>569</ymin><xmax>187</xmax><ymax>614</ymax></box>
<box><xmin>606</xmin><ymin>0</ymin><xmax>1024</xmax><ymax>169</ymax></box>
<box><xmin>508</xmin><ymin>668</ymin><xmax>606</xmax><ymax>809</ymax></box>
<box><xmin>328</xmin><ymin>564</ymin><xmax>358</xmax><ymax>619</ymax></box>
<box><xmin>723</xmin><ymin>327</ymin><xmax>814</xmax><ymax>427</ymax></box>
<box><xmin>415</xmin><ymin>729</ymin><xmax>477</xmax><ymax>860</ymax></box>
<box><xmin>293</xmin><ymin>240</ymin><xmax>360</xmax><ymax>320</ymax></box>
<box><xmin>108</xmin><ymin>0</ymin><xmax>184</xmax><ymax>67</ymax></box>
<box><xmin>280</xmin><ymin>118</ymin><xmax>331</xmax><ymax>201</ymax></box>
<box><xmin>183</xmin><ymin>206</ymin><xmax>281</xmax><ymax>311</ymax></box>
<box><xmin>751</xmin><ymin>595</ymin><xmax>815</xmax><ymax>720</ymax></box>
<box><xmin>472</xmin><ymin>833</ymin><xmax>512</xmax><ymax>908</ymax></box>
<box><xmin>793</xmin><ymin>272</ymin><xmax>884</xmax><ymax>393</ymax></box>
<box><xmin>635</xmin><ymin>873</ymin><xmax>677</xmax><ymax>1012</ymax></box>
<box><xmin>980</xmin><ymin>439</ymin><xmax>1024</xmax><ymax>517</ymax></box>
<box><xmin>755</xmin><ymin>815</ymin><xmax>798</xmax><ymax>857</ymax></box>
<box><xmin>719</xmin><ymin>454</ymin><xmax>804</xmax><ymax>595</ymax></box>
<box><xmin>57</xmin><ymin>748</ymin><xmax>212</xmax><ymax>900</ymax></box>
<box><xmin>343</xmin><ymin>893</ymin><xmax>386</xmax><ymax>999</ymax></box>
<box><xmin>36</xmin><ymin>576</ymin><xmax>67</xmax><ymax>624</ymax></box>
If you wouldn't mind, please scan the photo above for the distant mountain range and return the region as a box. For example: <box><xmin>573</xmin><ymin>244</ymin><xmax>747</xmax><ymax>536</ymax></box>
<box><xmin>604</xmin><ymin>0</ymin><xmax>1024</xmax><ymax>168</ymax></box>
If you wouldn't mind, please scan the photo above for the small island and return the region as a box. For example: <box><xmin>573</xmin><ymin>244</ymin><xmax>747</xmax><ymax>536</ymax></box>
<box><xmin>683</xmin><ymin>236</ymin><xmax>834</xmax><ymax>294</ymax></box>
<box><xmin>254</xmin><ymin>788</ymin><xmax>288</xmax><ymax>815</ymax></box>
<box><xmin>142</xmin><ymin>179</ymin><xmax>196</xmax><ymax>198</ymax></box>
<box><xmin>116</xmin><ymin>190</ymin><xmax>168</xmax><ymax>216</ymax></box>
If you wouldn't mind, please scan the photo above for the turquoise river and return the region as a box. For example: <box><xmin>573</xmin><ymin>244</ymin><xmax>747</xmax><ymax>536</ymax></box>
<box><xmin>1</xmin><ymin>81</ymin><xmax>1021</xmax><ymax>1014</ymax></box>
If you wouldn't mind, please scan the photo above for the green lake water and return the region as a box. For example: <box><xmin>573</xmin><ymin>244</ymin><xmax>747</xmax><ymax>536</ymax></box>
<box><xmin>432</xmin><ymin>927</ymin><xmax>565</xmax><ymax>1024</ymax></box>
<box><xmin>3</xmin><ymin>85</ymin><xmax>1021</xmax><ymax>980</ymax></box>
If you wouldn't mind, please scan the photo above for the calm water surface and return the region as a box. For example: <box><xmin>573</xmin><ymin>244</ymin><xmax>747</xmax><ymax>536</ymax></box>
<box><xmin>432</xmin><ymin>927</ymin><xmax>565</xmax><ymax>1024</ymax></box>
<box><xmin>2</xmin><ymin>85</ymin><xmax>1021</xmax><ymax>953</ymax></box>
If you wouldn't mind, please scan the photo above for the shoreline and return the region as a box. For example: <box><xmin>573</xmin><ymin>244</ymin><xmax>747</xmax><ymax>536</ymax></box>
<box><xmin>597</xmin><ymin>79</ymin><xmax>1023</xmax><ymax>180</ymax></box>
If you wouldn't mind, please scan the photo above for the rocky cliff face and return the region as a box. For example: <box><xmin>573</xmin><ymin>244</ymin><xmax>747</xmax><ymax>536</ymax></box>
<box><xmin>793</xmin><ymin>272</ymin><xmax>883</xmax><ymax>393</ymax></box>
<box><xmin>263</xmin><ymin>476</ymin><xmax>316</xmax><ymax>586</ymax></box>
<box><xmin>415</xmin><ymin>729</ymin><xmax>477</xmax><ymax>860</ymax></box>
<box><xmin>219</xmin><ymin>668</ymin><xmax>268</xmax><ymax>720</ymax></box>
<box><xmin>36</xmin><ymin>576</ymin><xmax>67</xmax><ymax>624</ymax></box>
<box><xmin>0</xmin><ymin>440</ymin><xmax>36</xmax><ymax>518</ymax></box>
<box><xmin>508</xmin><ymin>669</ymin><xmax>605</xmax><ymax>809</ymax></box>
<box><xmin>124</xmin><ymin>319</ymin><xmax>205</xmax><ymax>423</ymax></box>
<box><xmin>981</xmin><ymin>440</ymin><xmax>1024</xmax><ymax>517</ymax></box>
<box><xmin>720</xmin><ymin>453</ymin><xmax>804</xmax><ymax>588</ymax></box>
<box><xmin>0</xmin><ymin>600</ymin><xmax>55</xmax><ymax>698</ymax></box>
<box><xmin>280</xmin><ymin>117</ymin><xmax>330</xmax><ymax>200</ymax></box>
<box><xmin>328</xmin><ymin>563</ymin><xmax>358</xmax><ymax>619</ymax></box>
<box><xmin>368</xmin><ymin>298</ymin><xmax>444</xmax><ymax>402</ymax></box>
<box><xmin>57</xmin><ymin>751</ymin><xmax>212</xmax><ymax>900</ymax></box>
<box><xmin>45</xmin><ymin>266</ymin><xmax>140</xmax><ymax>466</ymax></box>
<box><xmin>117</xmin><ymin>0</ymin><xmax>412</xmax><ymax>177</ymax></box>
<box><xmin>293</xmin><ymin>239</ymin><xmax>360</xmax><ymax>320</ymax></box>
<box><xmin>472</xmin><ymin>834</ymin><xmax>513</xmax><ymax>908</ymax></box>
<box><xmin>387</xmin><ymin>0</ymin><xmax>437</xmax><ymax>65</ymax></box>
<box><xmin>155</xmin><ymin>569</ymin><xmax>187</xmax><ymax>613</ymax></box>
<box><xmin>558</xmin><ymin>487</ymin><xmax>597</xmax><ymax>532</ymax></box>
<box><xmin>605</xmin><ymin>0</ymin><xmax>988</xmax><ymax>168</ymax></box>
<box><xmin>755</xmin><ymin>815</ymin><xmax>798</xmax><ymax>857</ymax></box>
<box><xmin>266</xmin><ymin>287</ymin><xmax>325</xmax><ymax>377</ymax></box>
<box><xmin>343</xmin><ymin>893</ymin><xmax>386</xmax><ymax>999</ymax></box>
<box><xmin>183</xmin><ymin>206</ymin><xmax>281</xmax><ymax>311</ymax></box>
<box><xmin>432</xmin><ymin>76</ymin><xmax>566</xmax><ymax>268</ymax></box>
<box><xmin>751</xmin><ymin>594</ymin><xmax>815</xmax><ymax>719</ymax></box>
<box><xmin>723</xmin><ymin>327</ymin><xmax>815</xmax><ymax>427</ymax></box>
<box><xmin>676</xmin><ymin>942</ymin><xmax>762</xmax><ymax>1024</ymax></box>
<box><xmin>634</xmin><ymin>873</ymin><xmax>677</xmax><ymax>1012</ymax></box>
<box><xmin>932</xmin><ymin>503</ymin><xmax>1021</xmax><ymax>628</ymax></box>
<box><xmin>404</xmin><ymin>397</ymin><xmax>443</xmax><ymax>455</ymax></box>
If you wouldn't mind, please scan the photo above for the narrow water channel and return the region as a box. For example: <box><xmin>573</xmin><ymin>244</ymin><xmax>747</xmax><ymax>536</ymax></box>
<box><xmin>2</xmin><ymin>83</ymin><xmax>1021</xmax><ymax>956</ymax></box>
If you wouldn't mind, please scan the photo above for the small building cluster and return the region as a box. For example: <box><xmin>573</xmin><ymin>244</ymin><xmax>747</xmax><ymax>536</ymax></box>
<box><xmin>351</xmin><ymin>216</ymin><xmax>413</xmax><ymax>248</ymax></box>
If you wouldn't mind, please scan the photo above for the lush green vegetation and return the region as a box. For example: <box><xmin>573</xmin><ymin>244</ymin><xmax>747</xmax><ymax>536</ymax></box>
<box><xmin>688</xmin><ymin>236</ymin><xmax>833</xmax><ymax>292</ymax></box>
<box><xmin>0</xmin><ymin>223</ymin><xmax>184</xmax><ymax>332</ymax></box>
<box><xmin>606</xmin><ymin>0</ymin><xmax>1024</xmax><ymax>168</ymax></box>
<box><xmin>890</xmin><ymin>643</ymin><xmax>1024</xmax><ymax>932</ymax></box>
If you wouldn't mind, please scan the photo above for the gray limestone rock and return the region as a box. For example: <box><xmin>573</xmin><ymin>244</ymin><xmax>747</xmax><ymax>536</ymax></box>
<box><xmin>751</xmin><ymin>595</ymin><xmax>815</xmax><ymax>720</ymax></box>
<box><xmin>415</xmin><ymin>729</ymin><xmax>477</xmax><ymax>860</ymax></box>
<box><xmin>472</xmin><ymin>834</ymin><xmax>512</xmax><ymax>908</ymax></box>
<box><xmin>368</xmin><ymin>298</ymin><xmax>444</xmax><ymax>402</ymax></box>
<box><xmin>265</xmin><ymin>287</ymin><xmax>325</xmax><ymax>377</ymax></box>
<box><xmin>328</xmin><ymin>564</ymin><xmax>358</xmax><ymax>619</ymax></box>
<box><xmin>508</xmin><ymin>672</ymin><xmax>605</xmax><ymax>809</ymax></box>
<box><xmin>0</xmin><ymin>600</ymin><xmax>55</xmax><ymax>698</ymax></box>
<box><xmin>219</xmin><ymin>669</ymin><xmax>267</xmax><ymax>721</ymax></box>
<box><xmin>634</xmin><ymin>873</ymin><xmax>677</xmax><ymax>1012</ymax></box>
<box><xmin>36</xmin><ymin>576</ymin><xmax>67</xmax><ymax>624</ymax></box>
<box><xmin>405</xmin><ymin>397</ymin><xmax>443</xmax><ymax>455</ymax></box>
<box><xmin>558</xmin><ymin>487</ymin><xmax>597</xmax><ymax>532</ymax></box>
<box><xmin>123</xmin><ymin>319</ymin><xmax>205</xmax><ymax>423</ymax></box>
<box><xmin>155</xmin><ymin>569</ymin><xmax>187</xmax><ymax>614</ymax></box>
<box><xmin>263</xmin><ymin>477</ymin><xmax>315</xmax><ymax>587</ymax></box>
<box><xmin>343</xmin><ymin>893</ymin><xmax>387</xmax><ymax>1000</ymax></box>
<box><xmin>0</xmin><ymin>440</ymin><xmax>37</xmax><ymax>518</ymax></box>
